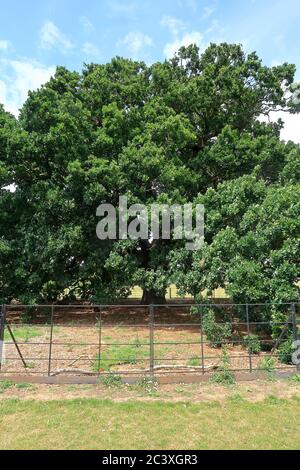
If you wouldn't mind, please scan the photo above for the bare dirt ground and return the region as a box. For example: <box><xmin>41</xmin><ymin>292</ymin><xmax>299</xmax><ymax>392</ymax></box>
<box><xmin>1</xmin><ymin>378</ymin><xmax>300</xmax><ymax>404</ymax></box>
<box><xmin>1</xmin><ymin>304</ymin><xmax>295</xmax><ymax>377</ymax></box>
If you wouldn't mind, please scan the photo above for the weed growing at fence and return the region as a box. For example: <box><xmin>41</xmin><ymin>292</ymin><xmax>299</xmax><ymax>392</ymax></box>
<box><xmin>135</xmin><ymin>376</ymin><xmax>158</xmax><ymax>396</ymax></box>
<box><xmin>243</xmin><ymin>334</ymin><xmax>261</xmax><ymax>354</ymax></box>
<box><xmin>202</xmin><ymin>310</ymin><xmax>231</xmax><ymax>348</ymax></box>
<box><xmin>210</xmin><ymin>348</ymin><xmax>235</xmax><ymax>385</ymax></box>
<box><xmin>258</xmin><ymin>357</ymin><xmax>277</xmax><ymax>381</ymax></box>
<box><xmin>188</xmin><ymin>357</ymin><xmax>201</xmax><ymax>367</ymax></box>
<box><xmin>25</xmin><ymin>363</ymin><xmax>35</xmax><ymax>370</ymax></box>
<box><xmin>99</xmin><ymin>374</ymin><xmax>123</xmax><ymax>388</ymax></box>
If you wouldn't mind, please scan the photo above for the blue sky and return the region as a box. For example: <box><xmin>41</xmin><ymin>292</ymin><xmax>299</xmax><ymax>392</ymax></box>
<box><xmin>0</xmin><ymin>0</ymin><xmax>300</xmax><ymax>140</ymax></box>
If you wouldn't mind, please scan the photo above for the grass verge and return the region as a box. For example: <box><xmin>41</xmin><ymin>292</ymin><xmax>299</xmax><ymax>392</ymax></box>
<box><xmin>0</xmin><ymin>396</ymin><xmax>300</xmax><ymax>450</ymax></box>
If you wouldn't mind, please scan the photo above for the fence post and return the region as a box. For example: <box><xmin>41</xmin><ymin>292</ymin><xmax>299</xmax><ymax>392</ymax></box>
<box><xmin>47</xmin><ymin>305</ymin><xmax>54</xmax><ymax>377</ymax></box>
<box><xmin>6</xmin><ymin>324</ymin><xmax>27</xmax><ymax>369</ymax></box>
<box><xmin>200</xmin><ymin>307</ymin><xmax>205</xmax><ymax>375</ymax></box>
<box><xmin>149</xmin><ymin>305</ymin><xmax>155</xmax><ymax>378</ymax></box>
<box><xmin>291</xmin><ymin>303</ymin><xmax>300</xmax><ymax>372</ymax></box>
<box><xmin>0</xmin><ymin>305</ymin><xmax>6</xmax><ymax>372</ymax></box>
<box><xmin>246</xmin><ymin>303</ymin><xmax>253</xmax><ymax>373</ymax></box>
<box><xmin>98</xmin><ymin>306</ymin><xmax>102</xmax><ymax>376</ymax></box>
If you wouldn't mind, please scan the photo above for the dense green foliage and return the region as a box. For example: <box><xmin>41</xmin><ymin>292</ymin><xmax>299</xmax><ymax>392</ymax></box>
<box><xmin>0</xmin><ymin>43</ymin><xmax>299</xmax><ymax>304</ymax></box>
<box><xmin>278</xmin><ymin>338</ymin><xmax>294</xmax><ymax>364</ymax></box>
<box><xmin>202</xmin><ymin>310</ymin><xmax>231</xmax><ymax>347</ymax></box>
<box><xmin>243</xmin><ymin>334</ymin><xmax>261</xmax><ymax>355</ymax></box>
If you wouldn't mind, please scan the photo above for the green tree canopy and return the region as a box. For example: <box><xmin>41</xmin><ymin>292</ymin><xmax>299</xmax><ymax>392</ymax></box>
<box><xmin>0</xmin><ymin>43</ymin><xmax>299</xmax><ymax>304</ymax></box>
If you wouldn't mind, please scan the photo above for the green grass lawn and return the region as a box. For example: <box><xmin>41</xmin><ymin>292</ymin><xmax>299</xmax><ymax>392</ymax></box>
<box><xmin>1</xmin><ymin>396</ymin><xmax>300</xmax><ymax>450</ymax></box>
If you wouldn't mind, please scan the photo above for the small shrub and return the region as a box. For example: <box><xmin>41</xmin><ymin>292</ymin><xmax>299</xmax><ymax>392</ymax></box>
<box><xmin>100</xmin><ymin>374</ymin><xmax>123</xmax><ymax>388</ymax></box>
<box><xmin>210</xmin><ymin>347</ymin><xmax>235</xmax><ymax>385</ymax></box>
<box><xmin>277</xmin><ymin>339</ymin><xmax>294</xmax><ymax>365</ymax></box>
<box><xmin>202</xmin><ymin>310</ymin><xmax>231</xmax><ymax>348</ymax></box>
<box><xmin>243</xmin><ymin>334</ymin><xmax>261</xmax><ymax>354</ymax></box>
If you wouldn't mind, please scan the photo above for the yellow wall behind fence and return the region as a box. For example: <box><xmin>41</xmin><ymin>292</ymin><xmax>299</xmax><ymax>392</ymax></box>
<box><xmin>129</xmin><ymin>285</ymin><xmax>229</xmax><ymax>300</ymax></box>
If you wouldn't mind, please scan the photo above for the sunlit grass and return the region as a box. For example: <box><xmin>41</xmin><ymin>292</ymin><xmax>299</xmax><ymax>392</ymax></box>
<box><xmin>4</xmin><ymin>326</ymin><xmax>42</xmax><ymax>342</ymax></box>
<box><xmin>93</xmin><ymin>339</ymin><xmax>171</xmax><ymax>371</ymax></box>
<box><xmin>0</xmin><ymin>396</ymin><xmax>300</xmax><ymax>449</ymax></box>
<box><xmin>4</xmin><ymin>326</ymin><xmax>60</xmax><ymax>342</ymax></box>
<box><xmin>93</xmin><ymin>339</ymin><xmax>150</xmax><ymax>371</ymax></box>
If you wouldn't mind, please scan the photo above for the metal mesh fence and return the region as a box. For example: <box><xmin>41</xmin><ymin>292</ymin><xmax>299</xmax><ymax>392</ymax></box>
<box><xmin>0</xmin><ymin>302</ymin><xmax>299</xmax><ymax>378</ymax></box>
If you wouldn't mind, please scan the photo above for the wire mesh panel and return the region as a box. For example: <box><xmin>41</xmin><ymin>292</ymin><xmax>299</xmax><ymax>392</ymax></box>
<box><xmin>0</xmin><ymin>302</ymin><xmax>299</xmax><ymax>379</ymax></box>
<box><xmin>99</xmin><ymin>305</ymin><xmax>150</xmax><ymax>376</ymax></box>
<box><xmin>1</xmin><ymin>305</ymin><xmax>53</xmax><ymax>375</ymax></box>
<box><xmin>48</xmin><ymin>305</ymin><xmax>100</xmax><ymax>377</ymax></box>
<box><xmin>153</xmin><ymin>305</ymin><xmax>202</xmax><ymax>374</ymax></box>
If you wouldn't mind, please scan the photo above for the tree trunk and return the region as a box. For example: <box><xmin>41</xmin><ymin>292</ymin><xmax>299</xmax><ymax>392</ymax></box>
<box><xmin>141</xmin><ymin>289</ymin><xmax>166</xmax><ymax>305</ymax></box>
<box><xmin>138</xmin><ymin>240</ymin><xmax>167</xmax><ymax>305</ymax></box>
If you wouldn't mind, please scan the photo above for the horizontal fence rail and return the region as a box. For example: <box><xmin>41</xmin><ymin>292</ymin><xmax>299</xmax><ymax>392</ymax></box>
<box><xmin>0</xmin><ymin>302</ymin><xmax>299</xmax><ymax>379</ymax></box>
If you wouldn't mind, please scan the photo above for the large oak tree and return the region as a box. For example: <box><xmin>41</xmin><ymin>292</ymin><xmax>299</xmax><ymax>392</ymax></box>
<box><xmin>0</xmin><ymin>43</ymin><xmax>299</xmax><ymax>304</ymax></box>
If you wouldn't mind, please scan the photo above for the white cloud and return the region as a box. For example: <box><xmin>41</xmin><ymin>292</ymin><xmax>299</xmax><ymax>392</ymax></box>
<box><xmin>161</xmin><ymin>16</ymin><xmax>186</xmax><ymax>37</ymax></box>
<box><xmin>163</xmin><ymin>31</ymin><xmax>204</xmax><ymax>59</ymax></box>
<box><xmin>108</xmin><ymin>0</ymin><xmax>138</xmax><ymax>16</ymax></box>
<box><xmin>177</xmin><ymin>0</ymin><xmax>197</xmax><ymax>12</ymax></box>
<box><xmin>276</xmin><ymin>111</ymin><xmax>300</xmax><ymax>143</ymax></box>
<box><xmin>202</xmin><ymin>6</ymin><xmax>215</xmax><ymax>19</ymax></box>
<box><xmin>205</xmin><ymin>18</ymin><xmax>224</xmax><ymax>36</ymax></box>
<box><xmin>119</xmin><ymin>31</ymin><xmax>153</xmax><ymax>55</ymax></box>
<box><xmin>260</xmin><ymin>110</ymin><xmax>300</xmax><ymax>144</ymax></box>
<box><xmin>271</xmin><ymin>59</ymin><xmax>282</xmax><ymax>67</ymax></box>
<box><xmin>81</xmin><ymin>42</ymin><xmax>100</xmax><ymax>58</ymax></box>
<box><xmin>161</xmin><ymin>12</ymin><xmax>205</xmax><ymax>59</ymax></box>
<box><xmin>79</xmin><ymin>16</ymin><xmax>95</xmax><ymax>33</ymax></box>
<box><xmin>40</xmin><ymin>21</ymin><xmax>74</xmax><ymax>52</ymax></box>
<box><xmin>0</xmin><ymin>59</ymin><xmax>55</xmax><ymax>116</ymax></box>
<box><xmin>0</xmin><ymin>40</ymin><xmax>10</xmax><ymax>52</ymax></box>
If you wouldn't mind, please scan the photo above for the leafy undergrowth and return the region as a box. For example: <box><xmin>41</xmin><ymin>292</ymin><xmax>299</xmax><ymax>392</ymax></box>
<box><xmin>0</xmin><ymin>396</ymin><xmax>300</xmax><ymax>449</ymax></box>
